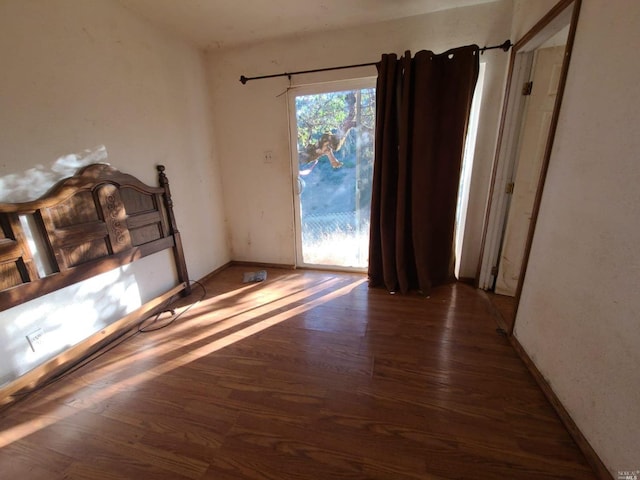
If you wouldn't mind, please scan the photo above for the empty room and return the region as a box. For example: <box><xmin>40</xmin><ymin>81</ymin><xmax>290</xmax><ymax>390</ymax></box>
<box><xmin>0</xmin><ymin>0</ymin><xmax>637</xmax><ymax>478</ymax></box>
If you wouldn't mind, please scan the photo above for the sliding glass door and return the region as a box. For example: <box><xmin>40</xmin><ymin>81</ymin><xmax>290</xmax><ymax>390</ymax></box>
<box><xmin>288</xmin><ymin>79</ymin><xmax>376</xmax><ymax>270</ymax></box>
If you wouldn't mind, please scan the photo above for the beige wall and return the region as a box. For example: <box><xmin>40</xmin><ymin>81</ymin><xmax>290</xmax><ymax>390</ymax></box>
<box><xmin>0</xmin><ymin>0</ymin><xmax>229</xmax><ymax>385</ymax></box>
<box><xmin>514</xmin><ymin>0</ymin><xmax>640</xmax><ymax>475</ymax></box>
<box><xmin>511</xmin><ymin>0</ymin><xmax>559</xmax><ymax>40</ymax></box>
<box><xmin>207</xmin><ymin>1</ymin><xmax>513</xmax><ymax>275</ymax></box>
<box><xmin>0</xmin><ymin>0</ymin><xmax>229</xmax><ymax>278</ymax></box>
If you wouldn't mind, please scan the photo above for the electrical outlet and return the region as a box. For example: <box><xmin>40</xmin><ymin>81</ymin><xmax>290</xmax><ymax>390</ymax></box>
<box><xmin>26</xmin><ymin>328</ymin><xmax>45</xmax><ymax>352</ymax></box>
<box><xmin>264</xmin><ymin>150</ymin><xmax>273</xmax><ymax>164</ymax></box>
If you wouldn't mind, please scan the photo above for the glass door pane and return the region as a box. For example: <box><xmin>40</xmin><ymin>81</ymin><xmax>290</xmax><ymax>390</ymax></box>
<box><xmin>290</xmin><ymin>81</ymin><xmax>375</xmax><ymax>270</ymax></box>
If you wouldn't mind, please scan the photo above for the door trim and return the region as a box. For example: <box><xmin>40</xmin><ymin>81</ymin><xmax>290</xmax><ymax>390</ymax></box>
<box><xmin>476</xmin><ymin>0</ymin><xmax>582</xmax><ymax>334</ymax></box>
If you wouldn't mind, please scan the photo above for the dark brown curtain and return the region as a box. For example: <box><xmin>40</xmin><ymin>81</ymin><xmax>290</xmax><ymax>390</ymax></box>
<box><xmin>368</xmin><ymin>46</ymin><xmax>479</xmax><ymax>294</ymax></box>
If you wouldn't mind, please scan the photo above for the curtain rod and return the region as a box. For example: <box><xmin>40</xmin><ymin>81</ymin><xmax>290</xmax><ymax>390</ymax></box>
<box><xmin>239</xmin><ymin>39</ymin><xmax>511</xmax><ymax>84</ymax></box>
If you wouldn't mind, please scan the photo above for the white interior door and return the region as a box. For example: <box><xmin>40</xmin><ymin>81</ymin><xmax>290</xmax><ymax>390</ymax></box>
<box><xmin>495</xmin><ymin>45</ymin><xmax>566</xmax><ymax>295</ymax></box>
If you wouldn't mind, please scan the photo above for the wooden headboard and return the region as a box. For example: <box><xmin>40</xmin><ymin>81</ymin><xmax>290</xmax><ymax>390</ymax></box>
<box><xmin>0</xmin><ymin>164</ymin><xmax>190</xmax><ymax>312</ymax></box>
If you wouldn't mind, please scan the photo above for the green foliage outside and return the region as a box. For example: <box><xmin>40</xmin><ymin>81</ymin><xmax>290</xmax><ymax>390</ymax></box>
<box><xmin>295</xmin><ymin>89</ymin><xmax>376</xmax><ymax>161</ymax></box>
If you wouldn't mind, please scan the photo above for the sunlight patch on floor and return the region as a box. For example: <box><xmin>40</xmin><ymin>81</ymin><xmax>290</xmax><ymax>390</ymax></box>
<box><xmin>0</xmin><ymin>276</ymin><xmax>366</xmax><ymax>447</ymax></box>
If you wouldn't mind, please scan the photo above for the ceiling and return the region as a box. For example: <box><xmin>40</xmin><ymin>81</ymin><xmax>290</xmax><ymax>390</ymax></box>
<box><xmin>118</xmin><ymin>0</ymin><xmax>498</xmax><ymax>50</ymax></box>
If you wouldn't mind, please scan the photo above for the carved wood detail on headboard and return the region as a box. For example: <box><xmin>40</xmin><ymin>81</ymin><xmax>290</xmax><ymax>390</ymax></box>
<box><xmin>0</xmin><ymin>164</ymin><xmax>190</xmax><ymax>311</ymax></box>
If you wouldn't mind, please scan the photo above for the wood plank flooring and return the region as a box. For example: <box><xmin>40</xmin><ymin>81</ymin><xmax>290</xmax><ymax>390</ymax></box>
<box><xmin>0</xmin><ymin>266</ymin><xmax>596</xmax><ymax>479</ymax></box>
<box><xmin>485</xmin><ymin>292</ymin><xmax>517</xmax><ymax>333</ymax></box>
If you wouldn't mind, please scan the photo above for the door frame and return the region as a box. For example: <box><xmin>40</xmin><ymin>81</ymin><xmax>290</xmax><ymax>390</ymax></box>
<box><xmin>494</xmin><ymin>44</ymin><xmax>566</xmax><ymax>296</ymax></box>
<box><xmin>286</xmin><ymin>77</ymin><xmax>377</xmax><ymax>271</ymax></box>
<box><xmin>476</xmin><ymin>0</ymin><xmax>582</xmax><ymax>333</ymax></box>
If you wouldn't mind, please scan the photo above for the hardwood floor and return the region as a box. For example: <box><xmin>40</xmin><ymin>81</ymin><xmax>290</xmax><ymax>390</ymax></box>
<box><xmin>485</xmin><ymin>292</ymin><xmax>517</xmax><ymax>333</ymax></box>
<box><xmin>0</xmin><ymin>266</ymin><xmax>596</xmax><ymax>479</ymax></box>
